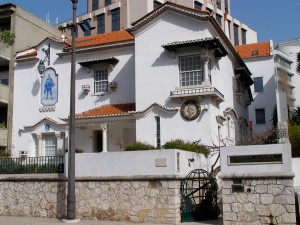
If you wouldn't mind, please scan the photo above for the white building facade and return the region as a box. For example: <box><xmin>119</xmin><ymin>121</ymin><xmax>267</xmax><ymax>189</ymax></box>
<box><xmin>12</xmin><ymin>2</ymin><xmax>253</xmax><ymax>157</ymax></box>
<box><xmin>236</xmin><ymin>41</ymin><xmax>295</xmax><ymax>134</ymax></box>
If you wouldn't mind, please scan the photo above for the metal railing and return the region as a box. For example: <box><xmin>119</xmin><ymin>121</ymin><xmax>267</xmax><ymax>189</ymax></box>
<box><xmin>0</xmin><ymin>156</ymin><xmax>64</xmax><ymax>174</ymax></box>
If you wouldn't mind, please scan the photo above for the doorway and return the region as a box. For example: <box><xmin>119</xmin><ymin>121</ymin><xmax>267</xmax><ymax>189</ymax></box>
<box><xmin>94</xmin><ymin>130</ymin><xmax>103</xmax><ymax>152</ymax></box>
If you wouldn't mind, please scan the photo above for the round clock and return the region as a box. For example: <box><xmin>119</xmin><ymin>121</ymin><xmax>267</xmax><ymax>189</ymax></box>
<box><xmin>180</xmin><ymin>99</ymin><xmax>201</xmax><ymax>121</ymax></box>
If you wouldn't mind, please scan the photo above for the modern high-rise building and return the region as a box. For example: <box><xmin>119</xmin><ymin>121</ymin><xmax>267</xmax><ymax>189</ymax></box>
<box><xmin>61</xmin><ymin>0</ymin><xmax>257</xmax><ymax>45</ymax></box>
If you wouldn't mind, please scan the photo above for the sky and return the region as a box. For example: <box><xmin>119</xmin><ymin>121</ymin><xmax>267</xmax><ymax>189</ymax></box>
<box><xmin>1</xmin><ymin>0</ymin><xmax>299</xmax><ymax>44</ymax></box>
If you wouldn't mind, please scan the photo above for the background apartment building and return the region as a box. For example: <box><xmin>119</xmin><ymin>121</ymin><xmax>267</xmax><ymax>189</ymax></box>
<box><xmin>235</xmin><ymin>41</ymin><xmax>295</xmax><ymax>134</ymax></box>
<box><xmin>0</xmin><ymin>3</ymin><xmax>60</xmax><ymax>153</ymax></box>
<box><xmin>64</xmin><ymin>0</ymin><xmax>257</xmax><ymax>45</ymax></box>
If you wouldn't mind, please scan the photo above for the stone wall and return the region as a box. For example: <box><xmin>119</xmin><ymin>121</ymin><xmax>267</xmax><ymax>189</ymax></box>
<box><xmin>222</xmin><ymin>178</ymin><xmax>296</xmax><ymax>225</ymax></box>
<box><xmin>0</xmin><ymin>177</ymin><xmax>181</xmax><ymax>224</ymax></box>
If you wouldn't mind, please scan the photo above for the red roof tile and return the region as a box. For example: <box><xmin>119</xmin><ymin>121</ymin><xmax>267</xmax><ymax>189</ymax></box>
<box><xmin>66</xmin><ymin>30</ymin><xmax>134</xmax><ymax>49</ymax></box>
<box><xmin>235</xmin><ymin>41</ymin><xmax>271</xmax><ymax>59</ymax></box>
<box><xmin>76</xmin><ymin>103</ymin><xmax>136</xmax><ymax>118</ymax></box>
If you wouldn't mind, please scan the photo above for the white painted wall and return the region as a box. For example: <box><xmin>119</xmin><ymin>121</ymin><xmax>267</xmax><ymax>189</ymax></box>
<box><xmin>66</xmin><ymin>149</ymin><xmax>208</xmax><ymax>178</ymax></box>
<box><xmin>244</xmin><ymin>56</ymin><xmax>276</xmax><ymax>134</ymax></box>
<box><xmin>133</xmin><ymin>11</ymin><xmax>249</xmax><ymax>147</ymax></box>
<box><xmin>292</xmin><ymin>158</ymin><xmax>300</xmax><ymax>187</ymax></box>
<box><xmin>12</xmin><ymin>39</ymin><xmax>135</xmax><ymax>157</ymax></box>
<box><xmin>220</xmin><ymin>143</ymin><xmax>294</xmax><ymax>178</ymax></box>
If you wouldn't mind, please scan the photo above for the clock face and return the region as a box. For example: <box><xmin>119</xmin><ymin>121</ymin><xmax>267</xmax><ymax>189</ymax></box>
<box><xmin>180</xmin><ymin>100</ymin><xmax>200</xmax><ymax>121</ymax></box>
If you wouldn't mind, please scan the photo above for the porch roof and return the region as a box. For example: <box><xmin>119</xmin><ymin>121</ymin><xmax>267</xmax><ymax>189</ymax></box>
<box><xmin>75</xmin><ymin>103</ymin><xmax>136</xmax><ymax>119</ymax></box>
<box><xmin>74</xmin><ymin>102</ymin><xmax>178</xmax><ymax>120</ymax></box>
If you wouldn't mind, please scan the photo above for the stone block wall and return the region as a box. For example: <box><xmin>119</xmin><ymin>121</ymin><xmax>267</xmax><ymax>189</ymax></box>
<box><xmin>222</xmin><ymin>178</ymin><xmax>296</xmax><ymax>225</ymax></box>
<box><xmin>0</xmin><ymin>178</ymin><xmax>182</xmax><ymax>224</ymax></box>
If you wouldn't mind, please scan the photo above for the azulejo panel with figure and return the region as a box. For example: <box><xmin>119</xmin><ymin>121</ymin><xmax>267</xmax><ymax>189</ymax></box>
<box><xmin>41</xmin><ymin>68</ymin><xmax>58</xmax><ymax>107</ymax></box>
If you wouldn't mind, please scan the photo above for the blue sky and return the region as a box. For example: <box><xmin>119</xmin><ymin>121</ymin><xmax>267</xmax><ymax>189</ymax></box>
<box><xmin>1</xmin><ymin>0</ymin><xmax>299</xmax><ymax>44</ymax></box>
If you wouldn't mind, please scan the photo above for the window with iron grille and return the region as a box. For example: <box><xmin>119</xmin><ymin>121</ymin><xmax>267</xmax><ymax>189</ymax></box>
<box><xmin>97</xmin><ymin>13</ymin><xmax>105</xmax><ymax>34</ymax></box>
<box><xmin>179</xmin><ymin>55</ymin><xmax>203</xmax><ymax>87</ymax></box>
<box><xmin>94</xmin><ymin>69</ymin><xmax>108</xmax><ymax>93</ymax></box>
<box><xmin>111</xmin><ymin>8</ymin><xmax>120</xmax><ymax>31</ymax></box>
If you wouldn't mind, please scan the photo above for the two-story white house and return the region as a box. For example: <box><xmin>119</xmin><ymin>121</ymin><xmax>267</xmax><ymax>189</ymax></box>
<box><xmin>12</xmin><ymin>2</ymin><xmax>253</xmax><ymax>157</ymax></box>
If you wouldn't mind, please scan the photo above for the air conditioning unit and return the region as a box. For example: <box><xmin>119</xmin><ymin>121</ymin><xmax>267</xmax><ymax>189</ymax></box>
<box><xmin>81</xmin><ymin>84</ymin><xmax>91</xmax><ymax>93</ymax></box>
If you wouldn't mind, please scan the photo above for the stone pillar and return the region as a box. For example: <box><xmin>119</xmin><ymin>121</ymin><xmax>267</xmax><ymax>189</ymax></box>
<box><xmin>202</xmin><ymin>57</ymin><xmax>210</xmax><ymax>86</ymax></box>
<box><xmin>55</xmin><ymin>133</ymin><xmax>62</xmax><ymax>156</ymax></box>
<box><xmin>36</xmin><ymin>134</ymin><xmax>43</xmax><ymax>156</ymax></box>
<box><xmin>101</xmin><ymin>124</ymin><xmax>108</xmax><ymax>153</ymax></box>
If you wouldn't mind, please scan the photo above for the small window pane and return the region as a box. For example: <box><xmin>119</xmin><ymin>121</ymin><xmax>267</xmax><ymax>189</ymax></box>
<box><xmin>44</xmin><ymin>135</ymin><xmax>57</xmax><ymax>156</ymax></box>
<box><xmin>179</xmin><ymin>55</ymin><xmax>203</xmax><ymax>87</ymax></box>
<box><xmin>255</xmin><ymin>108</ymin><xmax>265</xmax><ymax>125</ymax></box>
<box><xmin>111</xmin><ymin>8</ymin><xmax>120</xmax><ymax>31</ymax></box>
<box><xmin>94</xmin><ymin>69</ymin><xmax>108</xmax><ymax>93</ymax></box>
<box><xmin>97</xmin><ymin>14</ymin><xmax>105</xmax><ymax>34</ymax></box>
<box><xmin>254</xmin><ymin>77</ymin><xmax>263</xmax><ymax>93</ymax></box>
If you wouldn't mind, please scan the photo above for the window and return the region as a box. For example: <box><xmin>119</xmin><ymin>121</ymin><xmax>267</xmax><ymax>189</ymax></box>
<box><xmin>0</xmin><ymin>78</ymin><xmax>8</xmax><ymax>85</ymax></box>
<box><xmin>105</xmin><ymin>0</ymin><xmax>111</xmax><ymax>6</ymax></box>
<box><xmin>255</xmin><ymin>108</ymin><xmax>266</xmax><ymax>125</ymax></box>
<box><xmin>97</xmin><ymin>14</ymin><xmax>105</xmax><ymax>34</ymax></box>
<box><xmin>227</xmin><ymin>20</ymin><xmax>231</xmax><ymax>38</ymax></box>
<box><xmin>153</xmin><ymin>1</ymin><xmax>162</xmax><ymax>9</ymax></box>
<box><xmin>94</xmin><ymin>69</ymin><xmax>108</xmax><ymax>93</ymax></box>
<box><xmin>216</xmin><ymin>0</ymin><xmax>221</xmax><ymax>10</ymax></box>
<box><xmin>241</xmin><ymin>29</ymin><xmax>247</xmax><ymax>44</ymax></box>
<box><xmin>234</xmin><ymin>24</ymin><xmax>239</xmax><ymax>45</ymax></box>
<box><xmin>44</xmin><ymin>134</ymin><xmax>57</xmax><ymax>156</ymax></box>
<box><xmin>180</xmin><ymin>55</ymin><xmax>203</xmax><ymax>87</ymax></box>
<box><xmin>111</xmin><ymin>8</ymin><xmax>120</xmax><ymax>31</ymax></box>
<box><xmin>225</xmin><ymin>0</ymin><xmax>229</xmax><ymax>13</ymax></box>
<box><xmin>155</xmin><ymin>116</ymin><xmax>161</xmax><ymax>148</ymax></box>
<box><xmin>253</xmin><ymin>77</ymin><xmax>263</xmax><ymax>93</ymax></box>
<box><xmin>194</xmin><ymin>1</ymin><xmax>202</xmax><ymax>10</ymax></box>
<box><xmin>92</xmin><ymin>0</ymin><xmax>98</xmax><ymax>11</ymax></box>
<box><xmin>216</xmin><ymin>14</ymin><xmax>222</xmax><ymax>26</ymax></box>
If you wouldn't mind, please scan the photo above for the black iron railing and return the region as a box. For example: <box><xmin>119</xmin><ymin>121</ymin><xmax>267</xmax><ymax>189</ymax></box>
<box><xmin>0</xmin><ymin>156</ymin><xmax>64</xmax><ymax>174</ymax></box>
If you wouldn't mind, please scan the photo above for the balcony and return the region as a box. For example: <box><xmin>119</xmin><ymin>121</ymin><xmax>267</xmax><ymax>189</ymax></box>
<box><xmin>0</xmin><ymin>84</ymin><xmax>9</xmax><ymax>104</ymax></box>
<box><xmin>0</xmin><ymin>40</ymin><xmax>12</xmax><ymax>61</ymax></box>
<box><xmin>170</xmin><ymin>87</ymin><xmax>224</xmax><ymax>103</ymax></box>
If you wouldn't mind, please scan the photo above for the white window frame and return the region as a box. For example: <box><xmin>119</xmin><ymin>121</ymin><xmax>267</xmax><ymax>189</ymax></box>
<box><xmin>94</xmin><ymin>68</ymin><xmax>108</xmax><ymax>94</ymax></box>
<box><xmin>179</xmin><ymin>55</ymin><xmax>203</xmax><ymax>87</ymax></box>
<box><xmin>44</xmin><ymin>134</ymin><xmax>57</xmax><ymax>156</ymax></box>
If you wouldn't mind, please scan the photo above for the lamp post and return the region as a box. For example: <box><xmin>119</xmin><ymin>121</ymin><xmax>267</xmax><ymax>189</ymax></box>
<box><xmin>67</xmin><ymin>0</ymin><xmax>78</xmax><ymax>220</ymax></box>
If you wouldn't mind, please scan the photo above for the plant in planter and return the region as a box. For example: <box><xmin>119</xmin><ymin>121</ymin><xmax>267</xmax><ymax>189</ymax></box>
<box><xmin>125</xmin><ymin>141</ymin><xmax>155</xmax><ymax>151</ymax></box>
<box><xmin>1</xmin><ymin>31</ymin><xmax>16</xmax><ymax>46</ymax></box>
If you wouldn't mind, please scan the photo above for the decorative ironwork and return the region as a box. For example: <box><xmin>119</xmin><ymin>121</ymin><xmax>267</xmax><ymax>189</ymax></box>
<box><xmin>181</xmin><ymin>169</ymin><xmax>220</xmax><ymax>222</ymax></box>
<box><xmin>170</xmin><ymin>87</ymin><xmax>224</xmax><ymax>101</ymax></box>
<box><xmin>0</xmin><ymin>156</ymin><xmax>64</xmax><ymax>174</ymax></box>
<box><xmin>37</xmin><ymin>44</ymin><xmax>50</xmax><ymax>75</ymax></box>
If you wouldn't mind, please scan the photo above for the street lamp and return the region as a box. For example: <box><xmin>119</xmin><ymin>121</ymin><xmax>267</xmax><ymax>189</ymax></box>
<box><xmin>67</xmin><ymin>0</ymin><xmax>78</xmax><ymax>221</ymax></box>
<box><xmin>66</xmin><ymin>0</ymin><xmax>95</xmax><ymax>221</ymax></box>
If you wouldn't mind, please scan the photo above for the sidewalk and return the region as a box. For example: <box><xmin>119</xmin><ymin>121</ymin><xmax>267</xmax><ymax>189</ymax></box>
<box><xmin>0</xmin><ymin>216</ymin><xmax>223</xmax><ymax>225</ymax></box>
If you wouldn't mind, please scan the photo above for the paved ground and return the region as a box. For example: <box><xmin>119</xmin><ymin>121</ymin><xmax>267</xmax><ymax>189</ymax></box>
<box><xmin>0</xmin><ymin>216</ymin><xmax>223</xmax><ymax>225</ymax></box>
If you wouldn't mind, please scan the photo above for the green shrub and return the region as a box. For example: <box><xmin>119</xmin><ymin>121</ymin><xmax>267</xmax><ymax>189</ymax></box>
<box><xmin>162</xmin><ymin>139</ymin><xmax>210</xmax><ymax>157</ymax></box>
<box><xmin>125</xmin><ymin>141</ymin><xmax>155</xmax><ymax>151</ymax></box>
<box><xmin>289</xmin><ymin>124</ymin><xmax>300</xmax><ymax>157</ymax></box>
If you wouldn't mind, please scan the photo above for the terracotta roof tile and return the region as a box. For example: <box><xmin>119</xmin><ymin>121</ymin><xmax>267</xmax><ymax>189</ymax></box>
<box><xmin>235</xmin><ymin>41</ymin><xmax>271</xmax><ymax>59</ymax></box>
<box><xmin>76</xmin><ymin>103</ymin><xmax>136</xmax><ymax>118</ymax></box>
<box><xmin>16</xmin><ymin>50</ymin><xmax>37</xmax><ymax>59</ymax></box>
<box><xmin>66</xmin><ymin>30</ymin><xmax>134</xmax><ymax>49</ymax></box>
